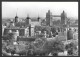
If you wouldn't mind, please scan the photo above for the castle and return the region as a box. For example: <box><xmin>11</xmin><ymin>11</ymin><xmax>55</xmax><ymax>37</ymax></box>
<box><xmin>3</xmin><ymin>10</ymin><xmax>68</xmax><ymax>38</ymax></box>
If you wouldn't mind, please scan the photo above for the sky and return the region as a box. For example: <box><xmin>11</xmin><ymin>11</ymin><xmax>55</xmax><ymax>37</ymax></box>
<box><xmin>2</xmin><ymin>2</ymin><xmax>78</xmax><ymax>19</ymax></box>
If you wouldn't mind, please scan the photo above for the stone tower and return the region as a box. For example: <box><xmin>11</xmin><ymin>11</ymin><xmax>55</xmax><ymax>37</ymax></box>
<box><xmin>46</xmin><ymin>10</ymin><xmax>53</xmax><ymax>26</ymax></box>
<box><xmin>61</xmin><ymin>10</ymin><xmax>67</xmax><ymax>25</ymax></box>
<box><xmin>15</xmin><ymin>13</ymin><xmax>18</xmax><ymax>23</ymax></box>
<box><xmin>61</xmin><ymin>10</ymin><xmax>67</xmax><ymax>32</ymax></box>
<box><xmin>26</xmin><ymin>14</ymin><xmax>31</xmax><ymax>25</ymax></box>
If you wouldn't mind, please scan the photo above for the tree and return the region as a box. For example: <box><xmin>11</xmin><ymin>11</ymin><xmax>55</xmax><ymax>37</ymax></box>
<box><xmin>65</xmin><ymin>42</ymin><xmax>78</xmax><ymax>56</ymax></box>
<box><xmin>34</xmin><ymin>26</ymin><xmax>42</xmax><ymax>32</ymax></box>
<box><xmin>51</xmin><ymin>27</ymin><xmax>56</xmax><ymax>33</ymax></box>
<box><xmin>2</xmin><ymin>33</ymin><xmax>14</xmax><ymax>41</ymax></box>
<box><xmin>41</xmin><ymin>26</ymin><xmax>51</xmax><ymax>34</ymax></box>
<box><xmin>52</xmin><ymin>40</ymin><xmax>65</xmax><ymax>52</ymax></box>
<box><xmin>31</xmin><ymin>38</ymin><xmax>65</xmax><ymax>56</ymax></box>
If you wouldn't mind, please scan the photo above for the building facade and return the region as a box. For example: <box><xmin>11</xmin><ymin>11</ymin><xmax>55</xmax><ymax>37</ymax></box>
<box><xmin>3</xmin><ymin>25</ymin><xmax>30</xmax><ymax>37</ymax></box>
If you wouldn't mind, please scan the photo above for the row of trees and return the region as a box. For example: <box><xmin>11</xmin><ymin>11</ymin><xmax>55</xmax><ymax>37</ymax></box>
<box><xmin>2</xmin><ymin>33</ymin><xmax>65</xmax><ymax>56</ymax></box>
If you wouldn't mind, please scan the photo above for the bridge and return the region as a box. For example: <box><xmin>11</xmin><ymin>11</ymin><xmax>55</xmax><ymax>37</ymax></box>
<box><xmin>46</xmin><ymin>10</ymin><xmax>68</xmax><ymax>26</ymax></box>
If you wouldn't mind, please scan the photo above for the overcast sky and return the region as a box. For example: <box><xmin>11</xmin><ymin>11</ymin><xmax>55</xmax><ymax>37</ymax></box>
<box><xmin>2</xmin><ymin>2</ymin><xmax>78</xmax><ymax>19</ymax></box>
